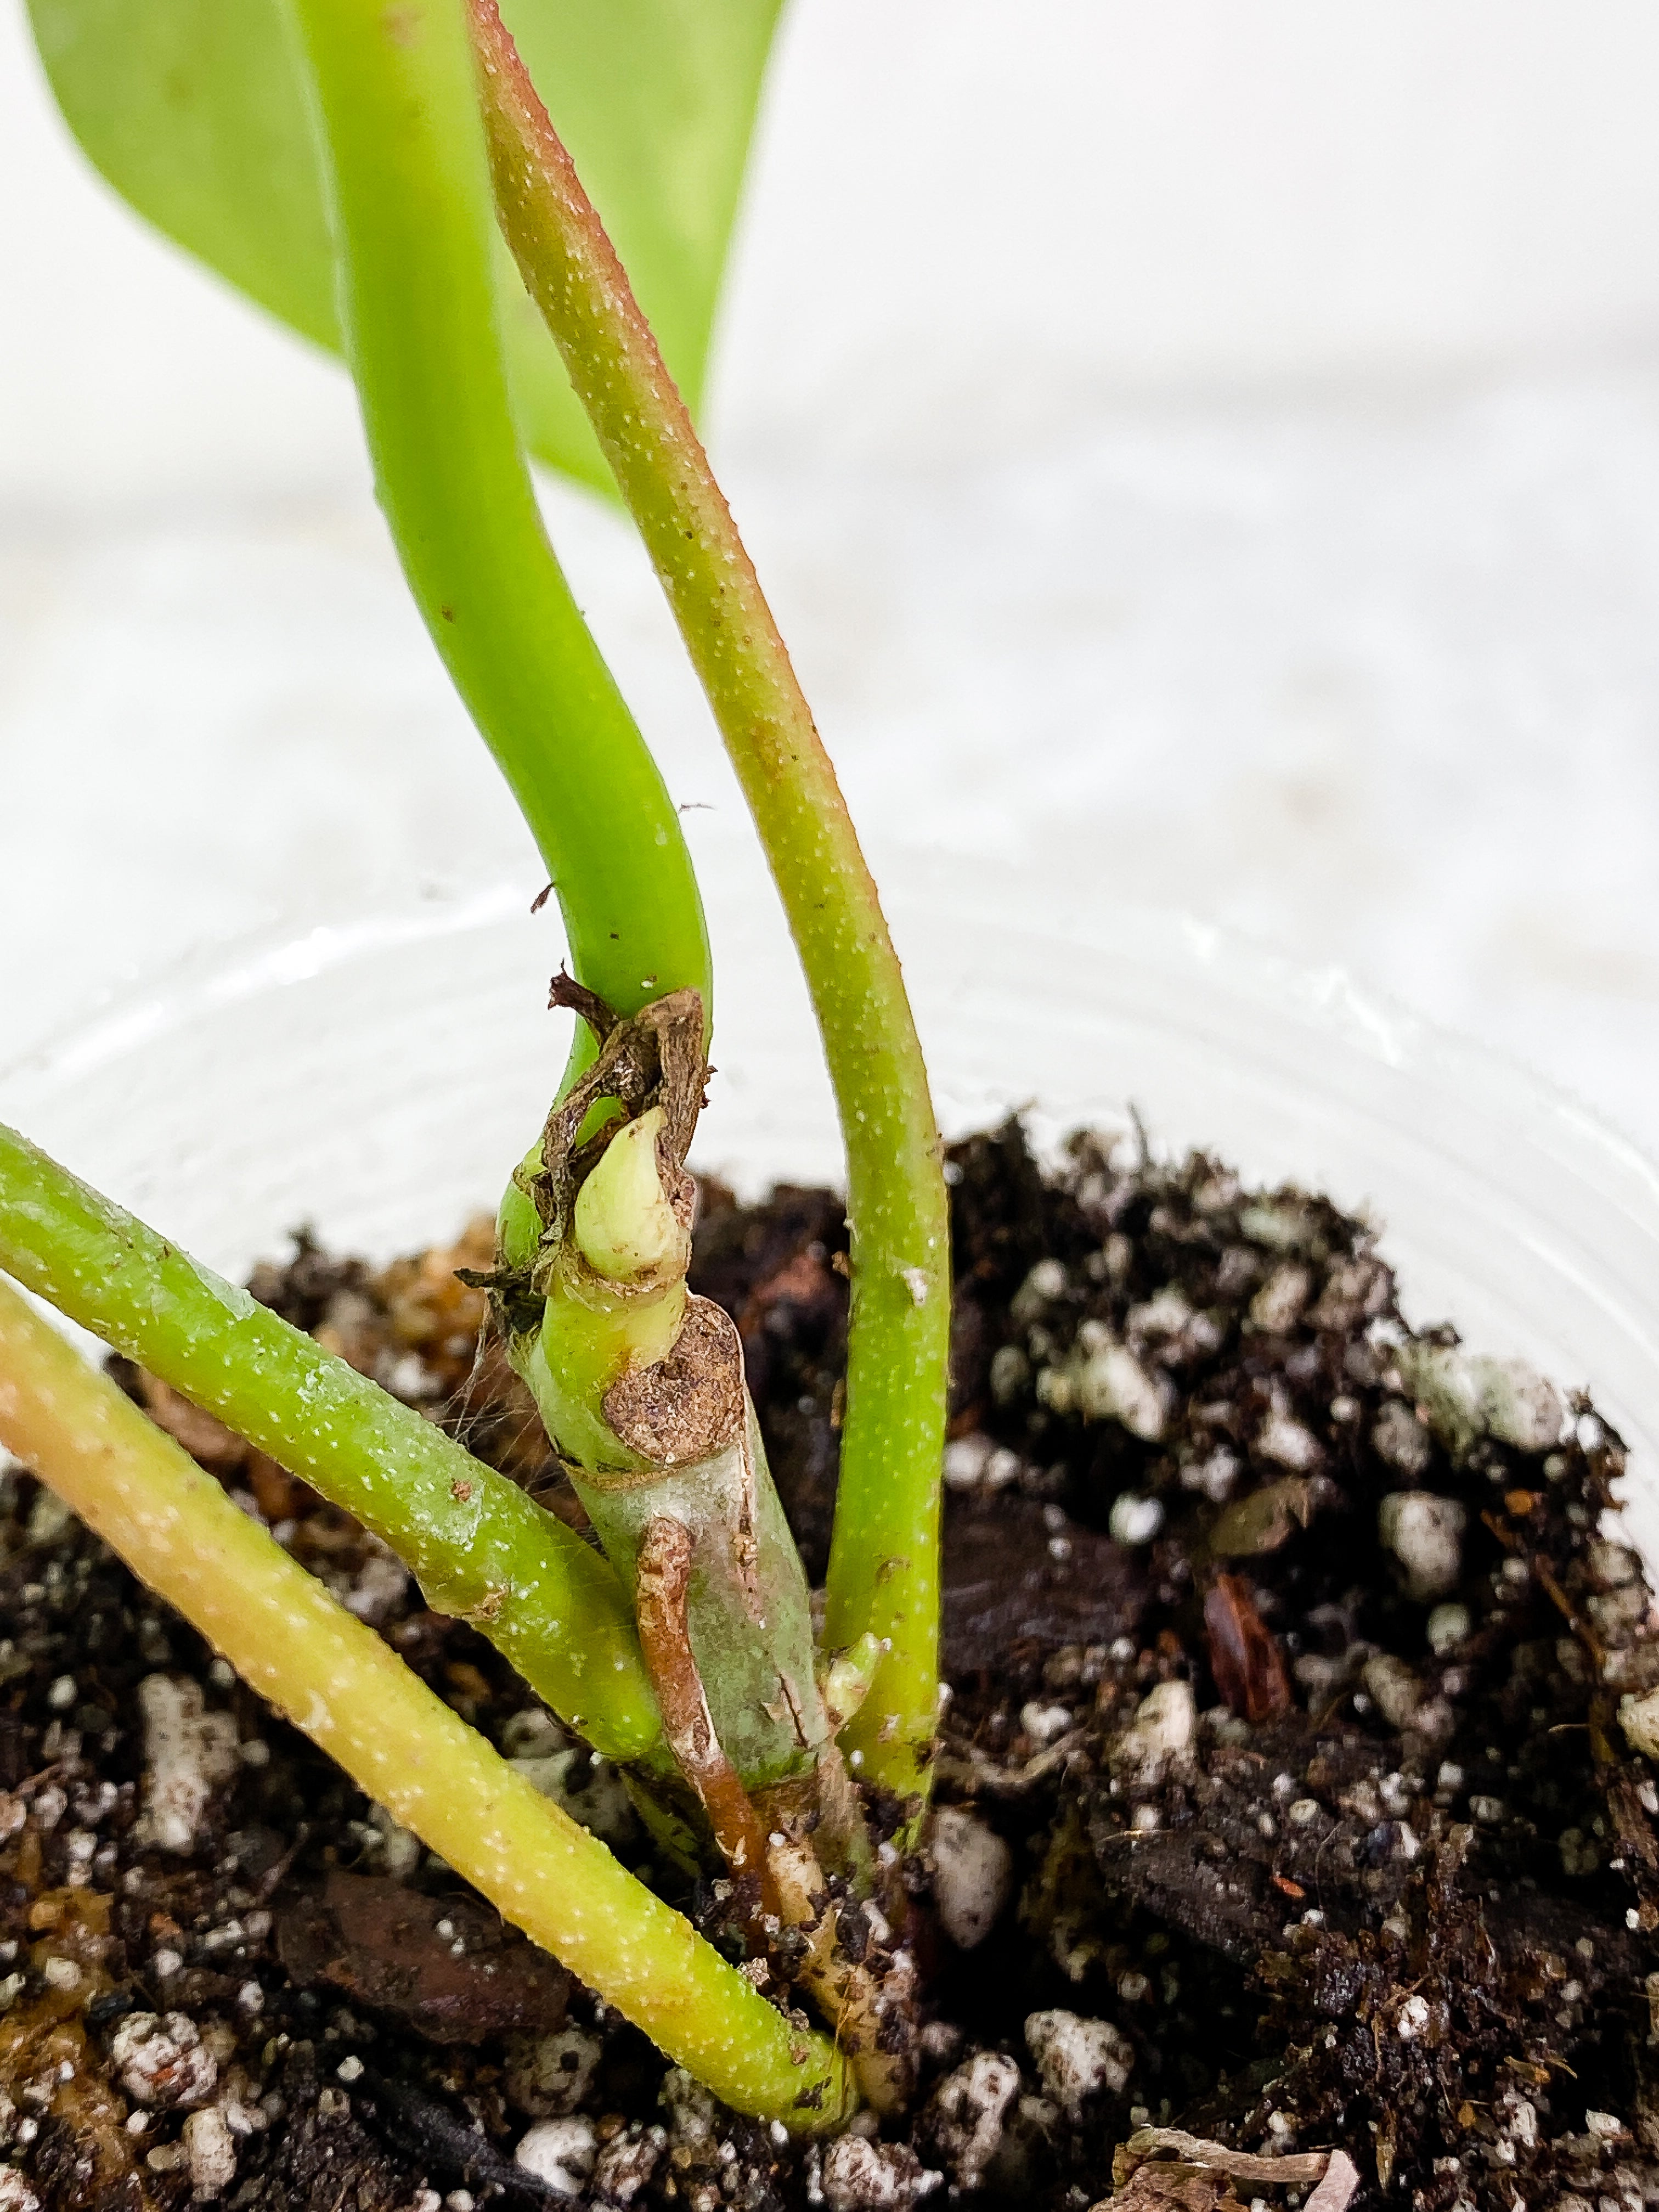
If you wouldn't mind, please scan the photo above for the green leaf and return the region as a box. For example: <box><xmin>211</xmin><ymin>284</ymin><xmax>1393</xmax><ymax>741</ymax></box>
<box><xmin>26</xmin><ymin>0</ymin><xmax>783</xmax><ymax>494</ymax></box>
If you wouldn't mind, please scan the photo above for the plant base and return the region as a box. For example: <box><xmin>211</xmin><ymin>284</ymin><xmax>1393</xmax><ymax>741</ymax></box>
<box><xmin>0</xmin><ymin>1125</ymin><xmax>1655</xmax><ymax>2212</ymax></box>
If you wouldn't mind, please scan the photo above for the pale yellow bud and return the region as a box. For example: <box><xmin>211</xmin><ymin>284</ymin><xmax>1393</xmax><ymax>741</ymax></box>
<box><xmin>572</xmin><ymin>1108</ymin><xmax>690</xmax><ymax>1286</ymax></box>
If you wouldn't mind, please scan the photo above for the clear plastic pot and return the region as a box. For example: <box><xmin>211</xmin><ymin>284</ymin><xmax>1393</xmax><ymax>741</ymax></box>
<box><xmin>6</xmin><ymin>849</ymin><xmax>1658</xmax><ymax>1555</ymax></box>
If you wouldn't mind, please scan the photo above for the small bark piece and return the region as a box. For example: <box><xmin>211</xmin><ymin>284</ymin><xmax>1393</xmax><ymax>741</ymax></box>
<box><xmin>1099</xmin><ymin>2168</ymin><xmax>1241</xmax><ymax>2212</ymax></box>
<box><xmin>1113</xmin><ymin>2131</ymin><xmax>1329</xmax><ymax>2192</ymax></box>
<box><xmin>1207</xmin><ymin>1477</ymin><xmax>1315</xmax><ymax>1560</ymax></box>
<box><xmin>1302</xmin><ymin>2152</ymin><xmax>1360</xmax><ymax>2212</ymax></box>
<box><xmin>276</xmin><ymin>1871</ymin><xmax>569</xmax><ymax>2043</ymax></box>
<box><xmin>1204</xmin><ymin>1573</ymin><xmax>1291</xmax><ymax>1722</ymax></box>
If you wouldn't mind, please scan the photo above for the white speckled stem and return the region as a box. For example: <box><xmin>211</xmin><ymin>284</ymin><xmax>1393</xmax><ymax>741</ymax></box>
<box><xmin>467</xmin><ymin>0</ymin><xmax>950</xmax><ymax>1799</ymax></box>
<box><xmin>0</xmin><ymin>1274</ymin><xmax>852</xmax><ymax>2131</ymax></box>
<box><xmin>0</xmin><ymin>1121</ymin><xmax>659</xmax><ymax>1761</ymax></box>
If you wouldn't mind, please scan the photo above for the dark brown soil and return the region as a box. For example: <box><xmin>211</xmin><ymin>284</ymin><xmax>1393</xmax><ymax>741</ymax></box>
<box><xmin>1</xmin><ymin>1122</ymin><xmax>1657</xmax><ymax>2212</ymax></box>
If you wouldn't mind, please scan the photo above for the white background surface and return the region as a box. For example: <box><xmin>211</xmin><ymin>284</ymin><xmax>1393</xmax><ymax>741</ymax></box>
<box><xmin>5</xmin><ymin>1</ymin><xmax>1659</xmax><ymax>1157</ymax></box>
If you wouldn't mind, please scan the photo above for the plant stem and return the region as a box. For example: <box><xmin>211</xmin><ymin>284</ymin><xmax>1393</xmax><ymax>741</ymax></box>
<box><xmin>282</xmin><ymin>0</ymin><xmax>710</xmax><ymax>1035</ymax></box>
<box><xmin>0</xmin><ymin>1122</ymin><xmax>661</xmax><ymax>1763</ymax></box>
<box><xmin>501</xmin><ymin>996</ymin><xmax>833</xmax><ymax>1799</ymax></box>
<box><xmin>0</xmin><ymin>1274</ymin><xmax>852</xmax><ymax>2131</ymax></box>
<box><xmin>468</xmin><ymin>0</ymin><xmax>950</xmax><ymax>1799</ymax></box>
<box><xmin>568</xmin><ymin>1403</ymin><xmax>828</xmax><ymax>1793</ymax></box>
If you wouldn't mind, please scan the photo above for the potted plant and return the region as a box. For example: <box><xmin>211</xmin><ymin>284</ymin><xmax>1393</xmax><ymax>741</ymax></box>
<box><xmin>3</xmin><ymin>7</ymin><xmax>1659</xmax><ymax>2208</ymax></box>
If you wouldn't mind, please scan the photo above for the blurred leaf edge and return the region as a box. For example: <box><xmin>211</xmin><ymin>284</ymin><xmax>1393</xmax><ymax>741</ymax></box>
<box><xmin>24</xmin><ymin>0</ymin><xmax>787</xmax><ymax>497</ymax></box>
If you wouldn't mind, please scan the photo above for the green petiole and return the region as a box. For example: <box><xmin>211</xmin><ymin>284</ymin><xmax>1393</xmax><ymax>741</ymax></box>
<box><xmin>0</xmin><ymin>1121</ymin><xmax>662</xmax><ymax>1762</ymax></box>
<box><xmin>282</xmin><ymin>0</ymin><xmax>710</xmax><ymax>1041</ymax></box>
<box><xmin>0</xmin><ymin>1274</ymin><xmax>853</xmax><ymax>2131</ymax></box>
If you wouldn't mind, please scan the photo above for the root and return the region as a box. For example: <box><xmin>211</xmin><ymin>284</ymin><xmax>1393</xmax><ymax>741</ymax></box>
<box><xmin>631</xmin><ymin>1516</ymin><xmax>913</xmax><ymax>2114</ymax></box>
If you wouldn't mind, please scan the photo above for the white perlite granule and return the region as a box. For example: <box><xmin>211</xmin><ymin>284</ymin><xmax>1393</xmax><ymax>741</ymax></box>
<box><xmin>1378</xmin><ymin>1492</ymin><xmax>1467</xmax><ymax>1603</ymax></box>
<box><xmin>132</xmin><ymin>1675</ymin><xmax>239</xmax><ymax>1855</ymax></box>
<box><xmin>822</xmin><ymin>2135</ymin><xmax>943</xmax><ymax>2211</ymax></box>
<box><xmin>1109</xmin><ymin>1680</ymin><xmax>1195</xmax><ymax>1789</ymax></box>
<box><xmin>108</xmin><ymin>2013</ymin><xmax>218</xmax><ymax>2109</ymax></box>
<box><xmin>929</xmin><ymin>1807</ymin><xmax>1013</xmax><ymax>1952</ymax></box>
<box><xmin>182</xmin><ymin>2106</ymin><xmax>238</xmax><ymax>2200</ymax></box>
<box><xmin>924</xmin><ymin>2051</ymin><xmax>1020</xmax><ymax>2188</ymax></box>
<box><xmin>1024</xmin><ymin>2009</ymin><xmax>1133</xmax><ymax>2116</ymax></box>
<box><xmin>514</xmin><ymin>2117</ymin><xmax>597</xmax><ymax>2196</ymax></box>
<box><xmin>505</xmin><ymin>2026</ymin><xmax>603</xmax><ymax>2118</ymax></box>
